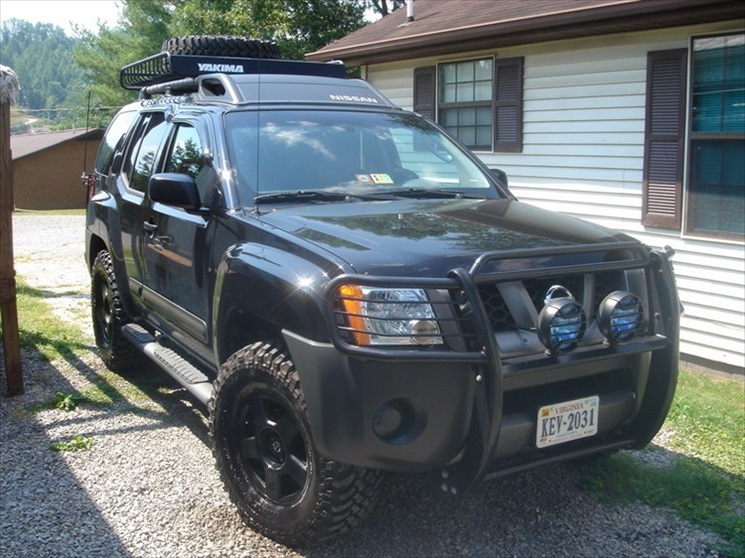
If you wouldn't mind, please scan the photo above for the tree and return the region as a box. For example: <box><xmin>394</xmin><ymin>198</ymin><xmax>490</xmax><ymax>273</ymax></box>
<box><xmin>0</xmin><ymin>19</ymin><xmax>87</xmax><ymax>123</ymax></box>
<box><xmin>171</xmin><ymin>0</ymin><xmax>365</xmax><ymax>60</ymax></box>
<box><xmin>73</xmin><ymin>0</ymin><xmax>176</xmax><ymax>121</ymax></box>
<box><xmin>366</xmin><ymin>0</ymin><xmax>404</xmax><ymax>17</ymax></box>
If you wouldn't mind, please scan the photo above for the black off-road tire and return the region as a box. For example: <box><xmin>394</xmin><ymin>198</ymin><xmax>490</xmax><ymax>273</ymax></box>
<box><xmin>90</xmin><ymin>250</ymin><xmax>145</xmax><ymax>371</ymax></box>
<box><xmin>162</xmin><ymin>35</ymin><xmax>281</xmax><ymax>59</ymax></box>
<box><xmin>209</xmin><ymin>342</ymin><xmax>382</xmax><ymax>547</ymax></box>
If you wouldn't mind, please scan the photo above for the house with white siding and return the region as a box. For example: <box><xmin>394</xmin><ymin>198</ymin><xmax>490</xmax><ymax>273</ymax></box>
<box><xmin>307</xmin><ymin>0</ymin><xmax>745</xmax><ymax>373</ymax></box>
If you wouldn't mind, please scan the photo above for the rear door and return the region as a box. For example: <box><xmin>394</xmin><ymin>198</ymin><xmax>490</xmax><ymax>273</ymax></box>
<box><xmin>116</xmin><ymin>111</ymin><xmax>169</xmax><ymax>303</ymax></box>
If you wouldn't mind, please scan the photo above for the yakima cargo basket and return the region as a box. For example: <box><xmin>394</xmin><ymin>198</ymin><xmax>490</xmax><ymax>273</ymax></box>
<box><xmin>120</xmin><ymin>52</ymin><xmax>347</xmax><ymax>90</ymax></box>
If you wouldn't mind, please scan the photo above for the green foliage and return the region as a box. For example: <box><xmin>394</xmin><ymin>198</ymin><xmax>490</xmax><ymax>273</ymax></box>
<box><xmin>51</xmin><ymin>435</ymin><xmax>93</xmax><ymax>452</ymax></box>
<box><xmin>366</xmin><ymin>0</ymin><xmax>404</xmax><ymax>17</ymax></box>
<box><xmin>3</xmin><ymin>1</ymin><xmax>369</xmax><ymax>128</ymax></box>
<box><xmin>73</xmin><ymin>0</ymin><xmax>174</xmax><ymax>116</ymax></box>
<box><xmin>52</xmin><ymin>391</ymin><xmax>79</xmax><ymax>411</ymax></box>
<box><xmin>171</xmin><ymin>0</ymin><xmax>365</xmax><ymax>60</ymax></box>
<box><xmin>0</xmin><ymin>19</ymin><xmax>88</xmax><ymax>127</ymax></box>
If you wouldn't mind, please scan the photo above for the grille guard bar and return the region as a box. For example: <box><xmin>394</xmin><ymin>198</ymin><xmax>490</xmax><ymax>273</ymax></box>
<box><xmin>322</xmin><ymin>242</ymin><xmax>675</xmax><ymax>492</ymax></box>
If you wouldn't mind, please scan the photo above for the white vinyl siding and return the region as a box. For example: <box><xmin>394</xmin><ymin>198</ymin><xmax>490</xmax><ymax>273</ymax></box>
<box><xmin>365</xmin><ymin>21</ymin><xmax>745</xmax><ymax>371</ymax></box>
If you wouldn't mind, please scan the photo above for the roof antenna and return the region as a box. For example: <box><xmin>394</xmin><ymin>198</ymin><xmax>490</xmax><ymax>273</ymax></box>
<box><xmin>81</xmin><ymin>89</ymin><xmax>93</xmax><ymax>203</ymax></box>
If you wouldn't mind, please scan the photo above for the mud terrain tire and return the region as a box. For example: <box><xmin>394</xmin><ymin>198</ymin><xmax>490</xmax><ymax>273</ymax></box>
<box><xmin>209</xmin><ymin>342</ymin><xmax>381</xmax><ymax>547</ymax></box>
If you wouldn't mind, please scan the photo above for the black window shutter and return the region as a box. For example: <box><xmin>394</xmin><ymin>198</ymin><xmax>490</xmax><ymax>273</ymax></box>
<box><xmin>642</xmin><ymin>49</ymin><xmax>687</xmax><ymax>229</ymax></box>
<box><xmin>493</xmin><ymin>57</ymin><xmax>524</xmax><ymax>153</ymax></box>
<box><xmin>413</xmin><ymin>66</ymin><xmax>435</xmax><ymax>120</ymax></box>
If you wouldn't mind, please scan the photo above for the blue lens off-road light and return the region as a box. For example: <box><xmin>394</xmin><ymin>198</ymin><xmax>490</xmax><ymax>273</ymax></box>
<box><xmin>598</xmin><ymin>291</ymin><xmax>644</xmax><ymax>343</ymax></box>
<box><xmin>538</xmin><ymin>298</ymin><xmax>587</xmax><ymax>354</ymax></box>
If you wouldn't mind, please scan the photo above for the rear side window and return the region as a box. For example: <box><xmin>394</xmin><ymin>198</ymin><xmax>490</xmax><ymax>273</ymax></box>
<box><xmin>94</xmin><ymin>111</ymin><xmax>137</xmax><ymax>174</ymax></box>
<box><xmin>124</xmin><ymin>113</ymin><xmax>168</xmax><ymax>193</ymax></box>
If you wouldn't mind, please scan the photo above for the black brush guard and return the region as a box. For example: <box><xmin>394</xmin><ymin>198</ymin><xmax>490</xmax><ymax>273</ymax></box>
<box><xmin>324</xmin><ymin>242</ymin><xmax>680</xmax><ymax>493</ymax></box>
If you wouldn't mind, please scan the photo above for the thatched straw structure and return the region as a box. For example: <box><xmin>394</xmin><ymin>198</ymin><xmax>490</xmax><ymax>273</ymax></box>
<box><xmin>0</xmin><ymin>65</ymin><xmax>20</xmax><ymax>105</ymax></box>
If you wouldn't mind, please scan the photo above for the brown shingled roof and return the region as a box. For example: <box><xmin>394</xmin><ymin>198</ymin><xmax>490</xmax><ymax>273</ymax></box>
<box><xmin>11</xmin><ymin>128</ymin><xmax>103</xmax><ymax>160</ymax></box>
<box><xmin>306</xmin><ymin>0</ymin><xmax>744</xmax><ymax>65</ymax></box>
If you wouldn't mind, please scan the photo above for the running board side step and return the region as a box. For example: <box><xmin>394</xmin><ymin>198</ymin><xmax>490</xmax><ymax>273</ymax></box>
<box><xmin>122</xmin><ymin>323</ymin><xmax>213</xmax><ymax>405</ymax></box>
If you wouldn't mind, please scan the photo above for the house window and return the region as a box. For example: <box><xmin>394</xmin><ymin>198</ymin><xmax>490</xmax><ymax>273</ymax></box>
<box><xmin>439</xmin><ymin>59</ymin><xmax>493</xmax><ymax>150</ymax></box>
<box><xmin>414</xmin><ymin>57</ymin><xmax>523</xmax><ymax>153</ymax></box>
<box><xmin>687</xmin><ymin>34</ymin><xmax>745</xmax><ymax>238</ymax></box>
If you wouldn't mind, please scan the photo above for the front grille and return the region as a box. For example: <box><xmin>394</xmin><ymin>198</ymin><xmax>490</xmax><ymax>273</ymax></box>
<box><xmin>478</xmin><ymin>284</ymin><xmax>517</xmax><ymax>332</ymax></box>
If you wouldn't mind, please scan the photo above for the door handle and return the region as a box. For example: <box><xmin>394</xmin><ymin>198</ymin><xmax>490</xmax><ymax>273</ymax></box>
<box><xmin>143</xmin><ymin>221</ymin><xmax>158</xmax><ymax>232</ymax></box>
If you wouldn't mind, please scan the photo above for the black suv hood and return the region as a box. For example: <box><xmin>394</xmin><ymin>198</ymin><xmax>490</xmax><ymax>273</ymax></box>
<box><xmin>258</xmin><ymin>198</ymin><xmax>638</xmax><ymax>277</ymax></box>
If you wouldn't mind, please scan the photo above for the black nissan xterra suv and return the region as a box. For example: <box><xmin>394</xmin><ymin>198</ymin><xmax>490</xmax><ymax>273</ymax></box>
<box><xmin>85</xmin><ymin>36</ymin><xmax>681</xmax><ymax>547</ymax></box>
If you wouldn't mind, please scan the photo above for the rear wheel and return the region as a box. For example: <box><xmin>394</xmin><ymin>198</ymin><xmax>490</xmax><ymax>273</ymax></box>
<box><xmin>90</xmin><ymin>250</ymin><xmax>144</xmax><ymax>371</ymax></box>
<box><xmin>210</xmin><ymin>342</ymin><xmax>381</xmax><ymax>547</ymax></box>
<box><xmin>161</xmin><ymin>35</ymin><xmax>281</xmax><ymax>59</ymax></box>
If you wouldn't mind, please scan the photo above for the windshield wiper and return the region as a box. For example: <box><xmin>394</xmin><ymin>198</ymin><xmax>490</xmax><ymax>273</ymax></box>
<box><xmin>367</xmin><ymin>188</ymin><xmax>482</xmax><ymax>200</ymax></box>
<box><xmin>254</xmin><ymin>191</ymin><xmax>354</xmax><ymax>204</ymax></box>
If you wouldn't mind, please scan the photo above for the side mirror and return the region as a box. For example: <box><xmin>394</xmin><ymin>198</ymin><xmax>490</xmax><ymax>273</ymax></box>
<box><xmin>148</xmin><ymin>173</ymin><xmax>201</xmax><ymax>211</ymax></box>
<box><xmin>489</xmin><ymin>168</ymin><xmax>509</xmax><ymax>191</ymax></box>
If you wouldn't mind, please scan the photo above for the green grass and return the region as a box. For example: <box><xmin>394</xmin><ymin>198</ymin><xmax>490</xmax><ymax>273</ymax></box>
<box><xmin>581</xmin><ymin>369</ymin><xmax>745</xmax><ymax>556</ymax></box>
<box><xmin>5</xmin><ymin>279</ymin><xmax>166</xmax><ymax>410</ymax></box>
<box><xmin>51</xmin><ymin>435</ymin><xmax>93</xmax><ymax>452</ymax></box>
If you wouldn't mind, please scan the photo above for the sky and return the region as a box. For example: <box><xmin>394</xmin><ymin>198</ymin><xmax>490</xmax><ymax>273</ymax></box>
<box><xmin>0</xmin><ymin>0</ymin><xmax>121</xmax><ymax>34</ymax></box>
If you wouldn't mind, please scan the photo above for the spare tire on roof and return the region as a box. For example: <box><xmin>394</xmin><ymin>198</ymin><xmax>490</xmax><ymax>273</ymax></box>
<box><xmin>161</xmin><ymin>35</ymin><xmax>281</xmax><ymax>59</ymax></box>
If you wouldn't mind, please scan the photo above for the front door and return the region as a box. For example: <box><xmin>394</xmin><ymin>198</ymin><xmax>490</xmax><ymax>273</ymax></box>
<box><xmin>141</xmin><ymin>123</ymin><xmax>214</xmax><ymax>344</ymax></box>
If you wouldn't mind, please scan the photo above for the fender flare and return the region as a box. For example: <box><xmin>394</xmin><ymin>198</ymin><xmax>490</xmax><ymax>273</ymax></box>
<box><xmin>212</xmin><ymin>241</ymin><xmax>344</xmax><ymax>363</ymax></box>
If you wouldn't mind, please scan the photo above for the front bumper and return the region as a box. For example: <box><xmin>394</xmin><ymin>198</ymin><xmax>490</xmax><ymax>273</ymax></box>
<box><xmin>286</xmin><ymin>244</ymin><xmax>680</xmax><ymax>493</ymax></box>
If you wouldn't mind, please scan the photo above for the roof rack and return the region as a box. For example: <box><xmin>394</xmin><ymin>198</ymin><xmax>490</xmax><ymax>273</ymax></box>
<box><xmin>120</xmin><ymin>52</ymin><xmax>347</xmax><ymax>91</ymax></box>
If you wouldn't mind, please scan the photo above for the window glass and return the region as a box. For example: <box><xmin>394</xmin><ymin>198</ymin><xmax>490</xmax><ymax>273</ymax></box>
<box><xmin>688</xmin><ymin>34</ymin><xmax>745</xmax><ymax>238</ymax></box>
<box><xmin>692</xmin><ymin>35</ymin><xmax>745</xmax><ymax>132</ymax></box>
<box><xmin>438</xmin><ymin>59</ymin><xmax>493</xmax><ymax>150</ymax></box>
<box><xmin>225</xmin><ymin>110</ymin><xmax>496</xmax><ymax>206</ymax></box>
<box><xmin>94</xmin><ymin>111</ymin><xmax>137</xmax><ymax>174</ymax></box>
<box><xmin>164</xmin><ymin>124</ymin><xmax>214</xmax><ymax>202</ymax></box>
<box><xmin>127</xmin><ymin>114</ymin><xmax>168</xmax><ymax>193</ymax></box>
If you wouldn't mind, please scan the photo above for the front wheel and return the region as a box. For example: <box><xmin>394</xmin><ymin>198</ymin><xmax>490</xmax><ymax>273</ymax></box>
<box><xmin>209</xmin><ymin>342</ymin><xmax>381</xmax><ymax>547</ymax></box>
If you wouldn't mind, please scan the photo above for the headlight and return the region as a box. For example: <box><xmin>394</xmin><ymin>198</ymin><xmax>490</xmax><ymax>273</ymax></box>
<box><xmin>337</xmin><ymin>286</ymin><xmax>443</xmax><ymax>346</ymax></box>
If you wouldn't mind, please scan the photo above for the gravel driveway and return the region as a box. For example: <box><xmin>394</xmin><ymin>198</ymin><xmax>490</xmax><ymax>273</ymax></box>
<box><xmin>0</xmin><ymin>213</ymin><xmax>726</xmax><ymax>557</ymax></box>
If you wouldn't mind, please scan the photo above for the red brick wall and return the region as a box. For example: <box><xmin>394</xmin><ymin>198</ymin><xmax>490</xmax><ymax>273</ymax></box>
<box><xmin>12</xmin><ymin>139</ymin><xmax>100</xmax><ymax>210</ymax></box>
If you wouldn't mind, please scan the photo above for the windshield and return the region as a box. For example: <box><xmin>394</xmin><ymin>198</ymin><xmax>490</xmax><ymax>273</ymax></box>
<box><xmin>225</xmin><ymin>110</ymin><xmax>500</xmax><ymax>205</ymax></box>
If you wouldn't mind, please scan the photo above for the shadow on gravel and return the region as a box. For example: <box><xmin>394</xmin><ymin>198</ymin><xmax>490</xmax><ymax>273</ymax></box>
<box><xmin>0</xmin><ymin>350</ymin><xmax>130</xmax><ymax>558</ymax></box>
<box><xmin>2</xmin><ymin>339</ymin><xmax>729</xmax><ymax>558</ymax></box>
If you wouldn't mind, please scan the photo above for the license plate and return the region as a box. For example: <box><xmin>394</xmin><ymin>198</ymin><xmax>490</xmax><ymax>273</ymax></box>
<box><xmin>536</xmin><ymin>395</ymin><xmax>599</xmax><ymax>448</ymax></box>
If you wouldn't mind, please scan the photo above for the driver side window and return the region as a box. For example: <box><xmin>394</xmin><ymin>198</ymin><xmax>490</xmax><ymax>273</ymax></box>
<box><xmin>165</xmin><ymin>124</ymin><xmax>212</xmax><ymax>202</ymax></box>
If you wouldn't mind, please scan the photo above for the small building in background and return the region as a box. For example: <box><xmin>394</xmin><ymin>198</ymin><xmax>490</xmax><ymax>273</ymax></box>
<box><xmin>11</xmin><ymin>128</ymin><xmax>103</xmax><ymax>210</ymax></box>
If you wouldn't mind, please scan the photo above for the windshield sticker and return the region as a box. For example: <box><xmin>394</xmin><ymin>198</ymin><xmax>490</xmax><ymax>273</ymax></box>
<box><xmin>370</xmin><ymin>173</ymin><xmax>393</xmax><ymax>185</ymax></box>
<box><xmin>355</xmin><ymin>174</ymin><xmax>373</xmax><ymax>185</ymax></box>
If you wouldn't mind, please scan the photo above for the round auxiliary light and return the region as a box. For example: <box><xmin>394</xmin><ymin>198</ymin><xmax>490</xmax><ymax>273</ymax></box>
<box><xmin>408</xmin><ymin>319</ymin><xmax>441</xmax><ymax>346</ymax></box>
<box><xmin>537</xmin><ymin>298</ymin><xmax>587</xmax><ymax>354</ymax></box>
<box><xmin>598</xmin><ymin>291</ymin><xmax>644</xmax><ymax>343</ymax></box>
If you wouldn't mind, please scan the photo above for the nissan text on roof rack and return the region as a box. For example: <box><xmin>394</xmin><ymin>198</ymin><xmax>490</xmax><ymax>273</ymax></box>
<box><xmin>84</xmin><ymin>36</ymin><xmax>681</xmax><ymax>548</ymax></box>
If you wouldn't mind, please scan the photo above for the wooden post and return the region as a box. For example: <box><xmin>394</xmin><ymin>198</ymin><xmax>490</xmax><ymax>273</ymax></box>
<box><xmin>0</xmin><ymin>65</ymin><xmax>23</xmax><ymax>396</ymax></box>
